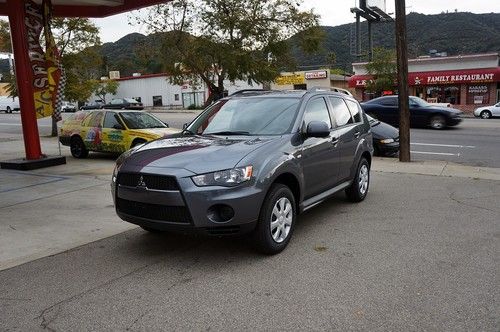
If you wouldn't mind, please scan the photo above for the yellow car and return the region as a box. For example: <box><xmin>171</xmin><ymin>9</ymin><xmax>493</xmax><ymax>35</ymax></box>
<box><xmin>59</xmin><ymin>109</ymin><xmax>180</xmax><ymax>158</ymax></box>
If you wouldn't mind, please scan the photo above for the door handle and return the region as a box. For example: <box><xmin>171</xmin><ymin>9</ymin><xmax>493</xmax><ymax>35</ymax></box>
<box><xmin>354</xmin><ymin>131</ymin><xmax>361</xmax><ymax>138</ymax></box>
<box><xmin>331</xmin><ymin>137</ymin><xmax>339</xmax><ymax>145</ymax></box>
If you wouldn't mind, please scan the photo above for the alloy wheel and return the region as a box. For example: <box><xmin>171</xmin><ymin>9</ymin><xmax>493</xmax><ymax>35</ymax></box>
<box><xmin>270</xmin><ymin>197</ymin><xmax>293</xmax><ymax>243</ymax></box>
<box><xmin>358</xmin><ymin>164</ymin><xmax>369</xmax><ymax>195</ymax></box>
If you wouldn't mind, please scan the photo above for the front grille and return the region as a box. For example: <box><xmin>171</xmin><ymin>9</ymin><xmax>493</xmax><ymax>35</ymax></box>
<box><xmin>205</xmin><ymin>226</ymin><xmax>241</xmax><ymax>235</ymax></box>
<box><xmin>117</xmin><ymin>172</ymin><xmax>179</xmax><ymax>190</ymax></box>
<box><xmin>116</xmin><ymin>198</ymin><xmax>191</xmax><ymax>224</ymax></box>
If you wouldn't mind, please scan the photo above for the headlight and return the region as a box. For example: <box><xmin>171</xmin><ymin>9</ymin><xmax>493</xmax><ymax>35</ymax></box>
<box><xmin>380</xmin><ymin>138</ymin><xmax>395</xmax><ymax>144</ymax></box>
<box><xmin>192</xmin><ymin>166</ymin><xmax>253</xmax><ymax>187</ymax></box>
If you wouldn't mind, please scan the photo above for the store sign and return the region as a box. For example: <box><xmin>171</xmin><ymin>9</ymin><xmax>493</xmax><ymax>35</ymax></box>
<box><xmin>468</xmin><ymin>85</ymin><xmax>488</xmax><ymax>94</ymax></box>
<box><xmin>305</xmin><ymin>70</ymin><xmax>328</xmax><ymax>80</ymax></box>
<box><xmin>275</xmin><ymin>74</ymin><xmax>305</xmax><ymax>86</ymax></box>
<box><xmin>423</xmin><ymin>73</ymin><xmax>495</xmax><ymax>84</ymax></box>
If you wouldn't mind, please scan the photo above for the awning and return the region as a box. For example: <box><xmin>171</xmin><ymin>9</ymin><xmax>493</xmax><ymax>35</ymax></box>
<box><xmin>349</xmin><ymin>67</ymin><xmax>500</xmax><ymax>88</ymax></box>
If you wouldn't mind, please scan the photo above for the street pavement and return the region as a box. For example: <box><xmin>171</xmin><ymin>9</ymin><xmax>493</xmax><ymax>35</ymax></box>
<box><xmin>0</xmin><ymin>113</ymin><xmax>499</xmax><ymax>331</ymax></box>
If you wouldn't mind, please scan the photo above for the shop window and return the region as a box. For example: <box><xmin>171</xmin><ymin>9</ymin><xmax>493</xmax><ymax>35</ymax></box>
<box><xmin>153</xmin><ymin>95</ymin><xmax>163</xmax><ymax>106</ymax></box>
<box><xmin>174</xmin><ymin>94</ymin><xmax>180</xmax><ymax>101</ymax></box>
<box><xmin>466</xmin><ymin>85</ymin><xmax>490</xmax><ymax>105</ymax></box>
<box><xmin>294</xmin><ymin>84</ymin><xmax>307</xmax><ymax>90</ymax></box>
<box><xmin>424</xmin><ymin>85</ymin><xmax>460</xmax><ymax>105</ymax></box>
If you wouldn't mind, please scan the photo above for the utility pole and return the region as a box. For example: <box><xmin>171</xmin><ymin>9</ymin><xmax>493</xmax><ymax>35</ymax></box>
<box><xmin>395</xmin><ymin>0</ymin><xmax>410</xmax><ymax>162</ymax></box>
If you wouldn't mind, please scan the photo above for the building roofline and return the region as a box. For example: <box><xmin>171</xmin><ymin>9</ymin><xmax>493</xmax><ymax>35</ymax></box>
<box><xmin>352</xmin><ymin>52</ymin><xmax>500</xmax><ymax>66</ymax></box>
<box><xmin>113</xmin><ymin>73</ymin><xmax>170</xmax><ymax>82</ymax></box>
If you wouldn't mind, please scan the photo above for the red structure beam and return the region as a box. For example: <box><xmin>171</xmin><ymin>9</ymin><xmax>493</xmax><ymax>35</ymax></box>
<box><xmin>7</xmin><ymin>0</ymin><xmax>43</xmax><ymax>160</ymax></box>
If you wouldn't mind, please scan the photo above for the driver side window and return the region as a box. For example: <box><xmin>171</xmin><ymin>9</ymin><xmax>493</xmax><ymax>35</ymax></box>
<box><xmin>303</xmin><ymin>97</ymin><xmax>332</xmax><ymax>128</ymax></box>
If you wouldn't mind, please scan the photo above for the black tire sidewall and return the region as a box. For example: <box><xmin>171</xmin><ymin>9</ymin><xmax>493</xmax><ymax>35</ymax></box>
<box><xmin>70</xmin><ymin>137</ymin><xmax>88</xmax><ymax>158</ymax></box>
<box><xmin>131</xmin><ymin>139</ymin><xmax>146</xmax><ymax>148</ymax></box>
<box><xmin>346</xmin><ymin>158</ymin><xmax>370</xmax><ymax>202</ymax></box>
<box><xmin>254</xmin><ymin>184</ymin><xmax>296</xmax><ymax>254</ymax></box>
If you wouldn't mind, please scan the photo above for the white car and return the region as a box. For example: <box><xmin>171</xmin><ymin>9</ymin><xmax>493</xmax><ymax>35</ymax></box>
<box><xmin>473</xmin><ymin>102</ymin><xmax>500</xmax><ymax>119</ymax></box>
<box><xmin>0</xmin><ymin>96</ymin><xmax>20</xmax><ymax>113</ymax></box>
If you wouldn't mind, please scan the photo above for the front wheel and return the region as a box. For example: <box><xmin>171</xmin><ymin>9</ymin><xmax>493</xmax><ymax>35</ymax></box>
<box><xmin>131</xmin><ymin>139</ymin><xmax>146</xmax><ymax>149</ymax></box>
<box><xmin>70</xmin><ymin>136</ymin><xmax>89</xmax><ymax>158</ymax></box>
<box><xmin>430</xmin><ymin>115</ymin><xmax>446</xmax><ymax>129</ymax></box>
<box><xmin>6</xmin><ymin>106</ymin><xmax>11</xmax><ymax>114</ymax></box>
<box><xmin>253</xmin><ymin>184</ymin><xmax>296</xmax><ymax>255</ymax></box>
<box><xmin>345</xmin><ymin>157</ymin><xmax>370</xmax><ymax>202</ymax></box>
<box><xmin>480</xmin><ymin>110</ymin><xmax>491</xmax><ymax>119</ymax></box>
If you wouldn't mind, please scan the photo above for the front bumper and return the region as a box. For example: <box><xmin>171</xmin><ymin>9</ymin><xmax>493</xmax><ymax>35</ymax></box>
<box><xmin>447</xmin><ymin>116</ymin><xmax>462</xmax><ymax>126</ymax></box>
<box><xmin>375</xmin><ymin>141</ymin><xmax>399</xmax><ymax>157</ymax></box>
<box><xmin>112</xmin><ymin>167</ymin><xmax>265</xmax><ymax>235</ymax></box>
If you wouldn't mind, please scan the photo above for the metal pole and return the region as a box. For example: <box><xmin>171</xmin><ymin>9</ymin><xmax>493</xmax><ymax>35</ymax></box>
<box><xmin>368</xmin><ymin>20</ymin><xmax>373</xmax><ymax>61</ymax></box>
<box><xmin>7</xmin><ymin>0</ymin><xmax>43</xmax><ymax>160</ymax></box>
<box><xmin>395</xmin><ymin>0</ymin><xmax>410</xmax><ymax>162</ymax></box>
<box><xmin>356</xmin><ymin>13</ymin><xmax>361</xmax><ymax>57</ymax></box>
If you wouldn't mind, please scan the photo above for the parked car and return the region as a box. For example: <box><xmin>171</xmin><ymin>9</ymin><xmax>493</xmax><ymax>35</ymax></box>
<box><xmin>61</xmin><ymin>101</ymin><xmax>77</xmax><ymax>113</ymax></box>
<box><xmin>361</xmin><ymin>95</ymin><xmax>463</xmax><ymax>129</ymax></box>
<box><xmin>367</xmin><ymin>114</ymin><xmax>399</xmax><ymax>157</ymax></box>
<box><xmin>103</xmin><ymin>98</ymin><xmax>144</xmax><ymax>110</ymax></box>
<box><xmin>80</xmin><ymin>101</ymin><xmax>104</xmax><ymax>110</ymax></box>
<box><xmin>0</xmin><ymin>96</ymin><xmax>20</xmax><ymax>113</ymax></box>
<box><xmin>59</xmin><ymin>109</ymin><xmax>179</xmax><ymax>158</ymax></box>
<box><xmin>473</xmin><ymin>102</ymin><xmax>500</xmax><ymax>119</ymax></box>
<box><xmin>111</xmin><ymin>89</ymin><xmax>373</xmax><ymax>254</ymax></box>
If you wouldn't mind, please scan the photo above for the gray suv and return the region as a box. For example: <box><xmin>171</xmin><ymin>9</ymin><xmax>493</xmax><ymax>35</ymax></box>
<box><xmin>111</xmin><ymin>90</ymin><xmax>373</xmax><ymax>254</ymax></box>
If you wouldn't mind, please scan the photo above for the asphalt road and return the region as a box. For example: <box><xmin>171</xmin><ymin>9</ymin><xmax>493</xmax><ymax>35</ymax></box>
<box><xmin>0</xmin><ymin>172</ymin><xmax>498</xmax><ymax>331</ymax></box>
<box><xmin>1</xmin><ymin>112</ymin><xmax>500</xmax><ymax>167</ymax></box>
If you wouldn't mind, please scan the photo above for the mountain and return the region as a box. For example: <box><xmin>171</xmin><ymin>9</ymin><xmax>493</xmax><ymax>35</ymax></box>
<box><xmin>1</xmin><ymin>11</ymin><xmax>499</xmax><ymax>80</ymax></box>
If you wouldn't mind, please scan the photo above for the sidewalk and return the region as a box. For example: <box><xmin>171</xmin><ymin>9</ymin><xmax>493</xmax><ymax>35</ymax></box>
<box><xmin>1</xmin><ymin>136</ymin><xmax>500</xmax><ymax>271</ymax></box>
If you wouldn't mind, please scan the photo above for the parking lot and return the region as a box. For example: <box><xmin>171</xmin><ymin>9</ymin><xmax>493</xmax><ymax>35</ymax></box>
<box><xmin>0</xmin><ymin>111</ymin><xmax>499</xmax><ymax>331</ymax></box>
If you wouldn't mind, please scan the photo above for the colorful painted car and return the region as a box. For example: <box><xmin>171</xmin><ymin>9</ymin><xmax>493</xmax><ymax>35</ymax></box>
<box><xmin>59</xmin><ymin>110</ymin><xmax>180</xmax><ymax>158</ymax></box>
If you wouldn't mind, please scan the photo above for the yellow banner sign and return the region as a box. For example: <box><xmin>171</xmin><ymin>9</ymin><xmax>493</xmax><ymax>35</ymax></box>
<box><xmin>275</xmin><ymin>74</ymin><xmax>305</xmax><ymax>86</ymax></box>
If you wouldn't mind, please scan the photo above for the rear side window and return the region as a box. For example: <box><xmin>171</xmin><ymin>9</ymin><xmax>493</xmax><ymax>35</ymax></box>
<box><xmin>344</xmin><ymin>99</ymin><xmax>363</xmax><ymax>123</ymax></box>
<box><xmin>329</xmin><ymin>97</ymin><xmax>353</xmax><ymax>126</ymax></box>
<box><xmin>86</xmin><ymin>112</ymin><xmax>104</xmax><ymax>128</ymax></box>
<box><xmin>303</xmin><ymin>97</ymin><xmax>332</xmax><ymax>128</ymax></box>
<box><xmin>379</xmin><ymin>97</ymin><xmax>397</xmax><ymax>106</ymax></box>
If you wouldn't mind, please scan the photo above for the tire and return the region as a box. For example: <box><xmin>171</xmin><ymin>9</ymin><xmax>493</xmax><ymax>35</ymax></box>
<box><xmin>430</xmin><ymin>115</ymin><xmax>446</xmax><ymax>129</ymax></box>
<box><xmin>345</xmin><ymin>157</ymin><xmax>370</xmax><ymax>202</ymax></box>
<box><xmin>6</xmin><ymin>106</ymin><xmax>11</xmax><ymax>114</ymax></box>
<box><xmin>131</xmin><ymin>139</ymin><xmax>146</xmax><ymax>149</ymax></box>
<box><xmin>70</xmin><ymin>136</ymin><xmax>89</xmax><ymax>158</ymax></box>
<box><xmin>253</xmin><ymin>184</ymin><xmax>296</xmax><ymax>255</ymax></box>
<box><xmin>140</xmin><ymin>226</ymin><xmax>164</xmax><ymax>233</ymax></box>
<box><xmin>480</xmin><ymin>110</ymin><xmax>491</xmax><ymax>119</ymax></box>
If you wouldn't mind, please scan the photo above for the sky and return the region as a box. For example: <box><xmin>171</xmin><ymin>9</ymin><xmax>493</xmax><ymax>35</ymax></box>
<box><xmin>92</xmin><ymin>0</ymin><xmax>500</xmax><ymax>43</ymax></box>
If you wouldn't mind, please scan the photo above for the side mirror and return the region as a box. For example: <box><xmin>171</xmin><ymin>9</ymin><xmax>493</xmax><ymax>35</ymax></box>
<box><xmin>113</xmin><ymin>124</ymin><xmax>124</xmax><ymax>130</ymax></box>
<box><xmin>163</xmin><ymin>121</ymin><xmax>169</xmax><ymax>128</ymax></box>
<box><xmin>305</xmin><ymin>121</ymin><xmax>330</xmax><ymax>138</ymax></box>
<box><xmin>182</xmin><ymin>123</ymin><xmax>188</xmax><ymax>129</ymax></box>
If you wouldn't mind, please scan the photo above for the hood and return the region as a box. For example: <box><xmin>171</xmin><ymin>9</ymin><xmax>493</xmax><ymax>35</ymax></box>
<box><xmin>123</xmin><ymin>135</ymin><xmax>276</xmax><ymax>174</ymax></box>
<box><xmin>427</xmin><ymin>105</ymin><xmax>462</xmax><ymax>115</ymax></box>
<box><xmin>370</xmin><ymin>120</ymin><xmax>399</xmax><ymax>139</ymax></box>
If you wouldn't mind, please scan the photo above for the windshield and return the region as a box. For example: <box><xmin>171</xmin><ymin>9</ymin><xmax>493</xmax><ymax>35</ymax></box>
<box><xmin>119</xmin><ymin>112</ymin><xmax>166</xmax><ymax>129</ymax></box>
<box><xmin>187</xmin><ymin>97</ymin><xmax>300</xmax><ymax>136</ymax></box>
<box><xmin>409</xmin><ymin>96</ymin><xmax>430</xmax><ymax>107</ymax></box>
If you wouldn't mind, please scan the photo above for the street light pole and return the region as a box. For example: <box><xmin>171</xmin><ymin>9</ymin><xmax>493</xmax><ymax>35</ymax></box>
<box><xmin>395</xmin><ymin>0</ymin><xmax>410</xmax><ymax>162</ymax></box>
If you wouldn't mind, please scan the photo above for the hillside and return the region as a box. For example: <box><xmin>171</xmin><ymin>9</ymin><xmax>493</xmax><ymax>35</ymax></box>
<box><xmin>1</xmin><ymin>11</ymin><xmax>499</xmax><ymax>79</ymax></box>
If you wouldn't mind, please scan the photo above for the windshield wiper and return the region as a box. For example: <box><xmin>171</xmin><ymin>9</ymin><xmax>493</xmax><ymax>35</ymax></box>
<box><xmin>205</xmin><ymin>131</ymin><xmax>250</xmax><ymax>136</ymax></box>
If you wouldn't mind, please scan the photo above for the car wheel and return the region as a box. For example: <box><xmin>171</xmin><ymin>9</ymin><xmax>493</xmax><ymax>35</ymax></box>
<box><xmin>430</xmin><ymin>115</ymin><xmax>446</xmax><ymax>129</ymax></box>
<box><xmin>140</xmin><ymin>226</ymin><xmax>164</xmax><ymax>233</ymax></box>
<box><xmin>253</xmin><ymin>184</ymin><xmax>296</xmax><ymax>255</ymax></box>
<box><xmin>345</xmin><ymin>157</ymin><xmax>370</xmax><ymax>202</ymax></box>
<box><xmin>480</xmin><ymin>110</ymin><xmax>491</xmax><ymax>119</ymax></box>
<box><xmin>70</xmin><ymin>136</ymin><xmax>89</xmax><ymax>158</ymax></box>
<box><xmin>6</xmin><ymin>106</ymin><xmax>11</xmax><ymax>114</ymax></box>
<box><xmin>131</xmin><ymin>139</ymin><xmax>146</xmax><ymax>149</ymax></box>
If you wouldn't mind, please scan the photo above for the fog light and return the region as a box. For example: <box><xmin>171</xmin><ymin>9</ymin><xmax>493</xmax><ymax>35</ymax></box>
<box><xmin>207</xmin><ymin>204</ymin><xmax>235</xmax><ymax>223</ymax></box>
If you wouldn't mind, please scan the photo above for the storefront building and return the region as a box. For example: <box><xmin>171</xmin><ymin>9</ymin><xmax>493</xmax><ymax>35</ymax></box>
<box><xmin>349</xmin><ymin>53</ymin><xmax>500</xmax><ymax>113</ymax></box>
<box><xmin>271</xmin><ymin>70</ymin><xmax>351</xmax><ymax>92</ymax></box>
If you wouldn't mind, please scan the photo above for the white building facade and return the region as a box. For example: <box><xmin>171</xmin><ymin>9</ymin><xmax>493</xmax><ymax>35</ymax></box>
<box><xmin>90</xmin><ymin>73</ymin><xmax>262</xmax><ymax>108</ymax></box>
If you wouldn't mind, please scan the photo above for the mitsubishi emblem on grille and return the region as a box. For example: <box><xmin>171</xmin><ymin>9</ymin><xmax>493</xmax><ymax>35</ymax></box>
<box><xmin>137</xmin><ymin>175</ymin><xmax>147</xmax><ymax>189</ymax></box>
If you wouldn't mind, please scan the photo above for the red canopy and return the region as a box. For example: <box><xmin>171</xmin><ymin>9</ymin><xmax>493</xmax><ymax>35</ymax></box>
<box><xmin>349</xmin><ymin>67</ymin><xmax>500</xmax><ymax>88</ymax></box>
<box><xmin>0</xmin><ymin>0</ymin><xmax>167</xmax><ymax>18</ymax></box>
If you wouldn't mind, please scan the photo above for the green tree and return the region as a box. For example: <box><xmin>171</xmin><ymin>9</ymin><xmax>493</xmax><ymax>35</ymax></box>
<box><xmin>63</xmin><ymin>48</ymin><xmax>103</xmax><ymax>103</ymax></box>
<box><xmin>135</xmin><ymin>0</ymin><xmax>323</xmax><ymax>104</ymax></box>
<box><xmin>365</xmin><ymin>48</ymin><xmax>397</xmax><ymax>96</ymax></box>
<box><xmin>0</xmin><ymin>19</ymin><xmax>11</xmax><ymax>53</ymax></box>
<box><xmin>91</xmin><ymin>79</ymin><xmax>119</xmax><ymax>103</ymax></box>
<box><xmin>4</xmin><ymin>72</ymin><xmax>17</xmax><ymax>98</ymax></box>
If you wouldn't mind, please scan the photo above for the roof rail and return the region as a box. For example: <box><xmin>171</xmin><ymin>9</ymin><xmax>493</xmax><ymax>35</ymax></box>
<box><xmin>229</xmin><ymin>89</ymin><xmax>274</xmax><ymax>96</ymax></box>
<box><xmin>307</xmin><ymin>86</ymin><xmax>353</xmax><ymax>97</ymax></box>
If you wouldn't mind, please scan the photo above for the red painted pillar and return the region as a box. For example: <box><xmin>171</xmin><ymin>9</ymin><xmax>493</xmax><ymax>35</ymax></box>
<box><xmin>7</xmin><ymin>0</ymin><xmax>43</xmax><ymax>160</ymax></box>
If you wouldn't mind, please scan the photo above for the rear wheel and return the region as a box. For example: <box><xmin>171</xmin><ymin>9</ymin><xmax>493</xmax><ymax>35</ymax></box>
<box><xmin>70</xmin><ymin>136</ymin><xmax>89</xmax><ymax>158</ymax></box>
<box><xmin>480</xmin><ymin>110</ymin><xmax>491</xmax><ymax>119</ymax></box>
<box><xmin>253</xmin><ymin>184</ymin><xmax>296</xmax><ymax>255</ymax></box>
<box><xmin>430</xmin><ymin>115</ymin><xmax>446</xmax><ymax>129</ymax></box>
<box><xmin>345</xmin><ymin>157</ymin><xmax>370</xmax><ymax>202</ymax></box>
